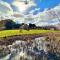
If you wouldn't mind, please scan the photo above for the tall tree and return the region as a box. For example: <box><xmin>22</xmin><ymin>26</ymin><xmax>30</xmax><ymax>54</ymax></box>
<box><xmin>5</xmin><ymin>20</ymin><xmax>15</xmax><ymax>29</ymax></box>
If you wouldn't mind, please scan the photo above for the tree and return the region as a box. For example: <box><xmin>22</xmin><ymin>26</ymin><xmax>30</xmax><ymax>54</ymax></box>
<box><xmin>29</xmin><ymin>23</ymin><xmax>32</xmax><ymax>29</ymax></box>
<box><xmin>32</xmin><ymin>24</ymin><xmax>36</xmax><ymax>29</ymax></box>
<box><xmin>5</xmin><ymin>20</ymin><xmax>15</xmax><ymax>29</ymax></box>
<box><xmin>29</xmin><ymin>23</ymin><xmax>36</xmax><ymax>29</ymax></box>
<box><xmin>14</xmin><ymin>24</ymin><xmax>20</xmax><ymax>29</ymax></box>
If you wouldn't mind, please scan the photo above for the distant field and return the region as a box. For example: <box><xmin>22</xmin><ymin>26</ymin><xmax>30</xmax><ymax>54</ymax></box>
<box><xmin>0</xmin><ymin>29</ymin><xmax>59</xmax><ymax>37</ymax></box>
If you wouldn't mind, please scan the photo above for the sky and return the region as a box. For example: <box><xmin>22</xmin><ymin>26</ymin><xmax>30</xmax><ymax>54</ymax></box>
<box><xmin>0</xmin><ymin>0</ymin><xmax>60</xmax><ymax>26</ymax></box>
<box><xmin>3</xmin><ymin>0</ymin><xmax>60</xmax><ymax>11</ymax></box>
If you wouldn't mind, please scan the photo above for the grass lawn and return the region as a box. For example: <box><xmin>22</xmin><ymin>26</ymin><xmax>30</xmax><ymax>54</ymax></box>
<box><xmin>0</xmin><ymin>29</ymin><xmax>59</xmax><ymax>38</ymax></box>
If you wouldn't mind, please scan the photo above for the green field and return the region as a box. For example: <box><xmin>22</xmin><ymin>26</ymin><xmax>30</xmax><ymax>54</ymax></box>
<box><xmin>0</xmin><ymin>29</ymin><xmax>59</xmax><ymax>37</ymax></box>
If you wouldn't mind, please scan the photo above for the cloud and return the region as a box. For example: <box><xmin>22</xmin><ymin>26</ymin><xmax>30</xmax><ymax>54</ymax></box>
<box><xmin>0</xmin><ymin>0</ymin><xmax>13</xmax><ymax>15</ymax></box>
<box><xmin>37</xmin><ymin>4</ymin><xmax>60</xmax><ymax>21</ymax></box>
<box><xmin>0</xmin><ymin>0</ymin><xmax>13</xmax><ymax>20</ymax></box>
<box><xmin>0</xmin><ymin>0</ymin><xmax>60</xmax><ymax>26</ymax></box>
<box><xmin>11</xmin><ymin>4</ymin><xmax>60</xmax><ymax>26</ymax></box>
<box><xmin>32</xmin><ymin>4</ymin><xmax>60</xmax><ymax>26</ymax></box>
<box><xmin>12</xmin><ymin>12</ymin><xmax>25</xmax><ymax>23</ymax></box>
<box><xmin>29</xmin><ymin>8</ymin><xmax>40</xmax><ymax>14</ymax></box>
<box><xmin>13</xmin><ymin>12</ymin><xmax>24</xmax><ymax>18</ymax></box>
<box><xmin>12</xmin><ymin>0</ymin><xmax>36</xmax><ymax>13</ymax></box>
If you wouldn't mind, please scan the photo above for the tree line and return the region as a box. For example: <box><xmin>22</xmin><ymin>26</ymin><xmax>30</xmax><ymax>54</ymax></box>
<box><xmin>4</xmin><ymin>19</ymin><xmax>57</xmax><ymax>30</ymax></box>
<box><xmin>5</xmin><ymin>20</ymin><xmax>36</xmax><ymax>30</ymax></box>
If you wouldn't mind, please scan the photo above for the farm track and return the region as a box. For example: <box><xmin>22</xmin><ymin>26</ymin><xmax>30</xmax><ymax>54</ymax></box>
<box><xmin>0</xmin><ymin>31</ymin><xmax>60</xmax><ymax>45</ymax></box>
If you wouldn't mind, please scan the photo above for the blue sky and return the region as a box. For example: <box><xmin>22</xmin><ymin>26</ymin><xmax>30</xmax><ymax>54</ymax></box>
<box><xmin>3</xmin><ymin>0</ymin><xmax>60</xmax><ymax>11</ymax></box>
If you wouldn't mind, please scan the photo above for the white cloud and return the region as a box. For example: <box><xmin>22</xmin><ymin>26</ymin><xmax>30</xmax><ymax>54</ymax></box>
<box><xmin>12</xmin><ymin>12</ymin><xmax>25</xmax><ymax>23</ymax></box>
<box><xmin>37</xmin><ymin>4</ymin><xmax>60</xmax><ymax>21</ymax></box>
<box><xmin>12</xmin><ymin>0</ymin><xmax>36</xmax><ymax>13</ymax></box>
<box><xmin>0</xmin><ymin>1</ymin><xmax>13</xmax><ymax>15</ymax></box>
<box><xmin>13</xmin><ymin>12</ymin><xmax>24</xmax><ymax>18</ymax></box>
<box><xmin>29</xmin><ymin>8</ymin><xmax>40</xmax><ymax>14</ymax></box>
<box><xmin>0</xmin><ymin>0</ymin><xmax>13</xmax><ymax>20</ymax></box>
<box><xmin>12</xmin><ymin>4</ymin><xmax>60</xmax><ymax>26</ymax></box>
<box><xmin>31</xmin><ymin>4</ymin><xmax>60</xmax><ymax>26</ymax></box>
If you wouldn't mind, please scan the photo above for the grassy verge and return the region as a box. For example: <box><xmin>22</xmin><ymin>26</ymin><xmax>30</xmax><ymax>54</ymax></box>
<box><xmin>0</xmin><ymin>29</ymin><xmax>59</xmax><ymax>38</ymax></box>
